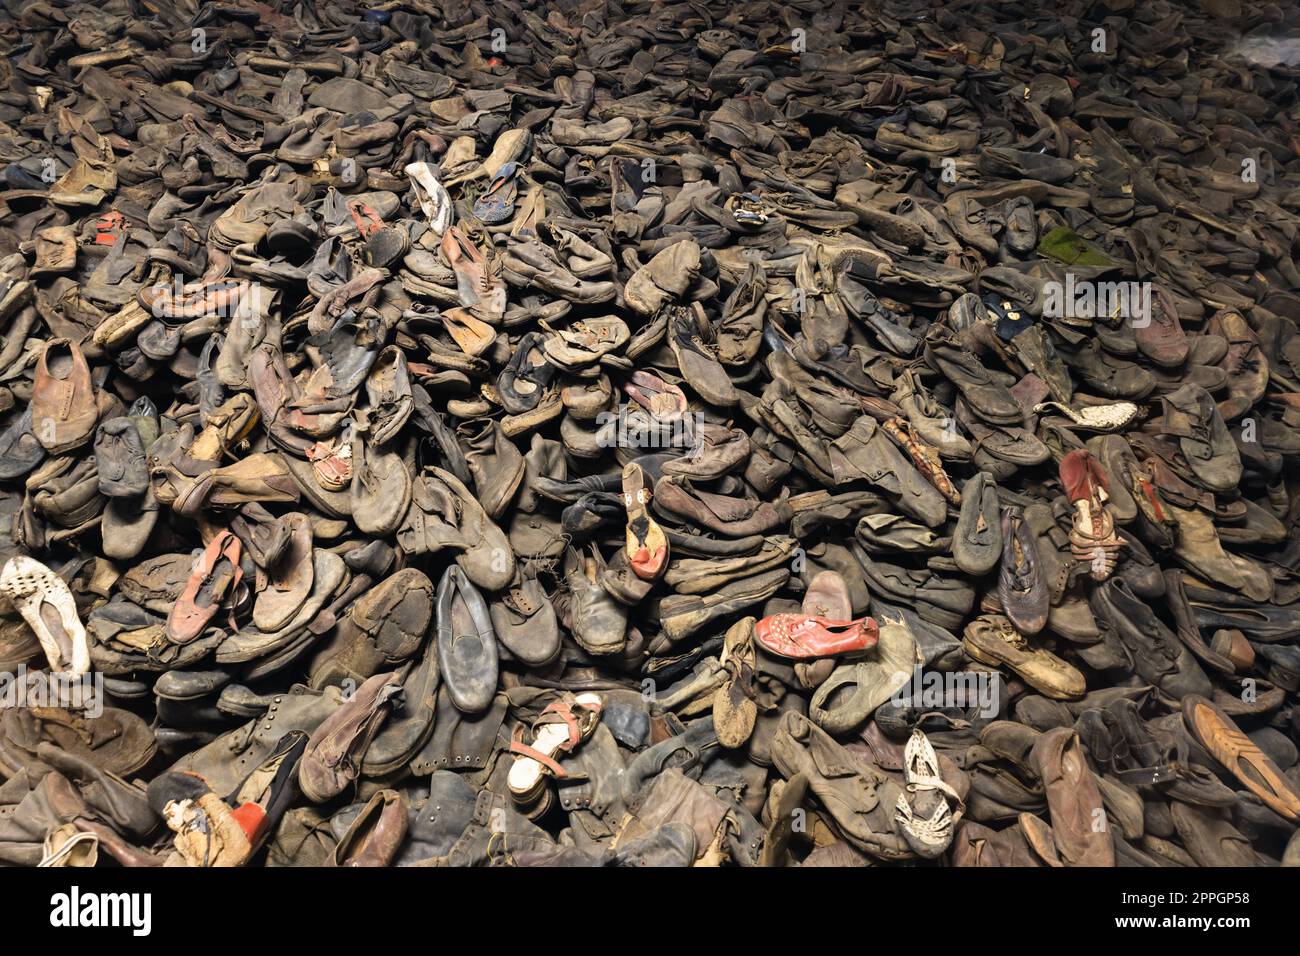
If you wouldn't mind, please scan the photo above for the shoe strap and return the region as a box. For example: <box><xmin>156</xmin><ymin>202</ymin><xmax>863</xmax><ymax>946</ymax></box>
<box><xmin>508</xmin><ymin>727</ymin><xmax>567</xmax><ymax>779</ymax></box>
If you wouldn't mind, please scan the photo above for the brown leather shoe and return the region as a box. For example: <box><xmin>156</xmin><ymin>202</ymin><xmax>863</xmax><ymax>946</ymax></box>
<box><xmin>329</xmin><ymin>789</ymin><xmax>408</xmax><ymax>867</ymax></box>
<box><xmin>653</xmin><ymin>476</ymin><xmax>790</xmax><ymax>537</ymax></box>
<box><xmin>1134</xmin><ymin>285</ymin><xmax>1188</xmax><ymax>368</ymax></box>
<box><xmin>299</xmin><ymin>670</ymin><xmax>403</xmax><ymax>802</ymax></box>
<box><xmin>1029</xmin><ymin>727</ymin><xmax>1114</xmax><ymax>866</ymax></box>
<box><xmin>963</xmin><ymin>614</ymin><xmax>1085</xmax><ymax>700</ymax></box>
<box><xmin>31</xmin><ymin>338</ymin><xmax>98</xmax><ymax>453</ymax></box>
<box><xmin>171</xmin><ymin>453</ymin><xmax>302</xmax><ymax>517</ymax></box>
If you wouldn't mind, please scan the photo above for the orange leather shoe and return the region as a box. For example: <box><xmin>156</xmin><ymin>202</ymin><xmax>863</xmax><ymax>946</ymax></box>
<box><xmin>1183</xmin><ymin>694</ymin><xmax>1300</xmax><ymax>823</ymax></box>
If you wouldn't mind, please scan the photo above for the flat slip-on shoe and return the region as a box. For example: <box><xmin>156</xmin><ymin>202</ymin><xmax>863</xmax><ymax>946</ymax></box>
<box><xmin>215</xmin><ymin>550</ymin><xmax>347</xmax><ymax>665</ymax></box>
<box><xmin>808</xmin><ymin>614</ymin><xmax>917</xmax><ymax>735</ymax></box>
<box><xmin>252</xmin><ymin>513</ymin><xmax>314</xmax><ymax>633</ymax></box>
<box><xmin>329</xmin><ymin>789</ymin><xmax>408</xmax><ymax>867</ymax></box>
<box><xmin>435</xmin><ymin>566</ymin><xmax>498</xmax><ymax>715</ymax></box>
<box><xmin>953</xmin><ymin>472</ymin><xmax>1002</xmax><ymax>575</ymax></box>
<box><xmin>998</xmin><ymin>508</ymin><xmax>1049</xmax><ymax>637</ymax></box>
<box><xmin>1029</xmin><ymin>727</ymin><xmax>1114</xmax><ymax>867</ymax></box>
<box><xmin>299</xmin><ymin>670</ymin><xmax>404</xmax><ymax>803</ymax></box>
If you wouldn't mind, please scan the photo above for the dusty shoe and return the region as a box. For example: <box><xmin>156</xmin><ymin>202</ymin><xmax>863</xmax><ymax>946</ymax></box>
<box><xmin>953</xmin><ymin>472</ymin><xmax>1002</xmax><ymax>575</ymax></box>
<box><xmin>808</xmin><ymin>613</ymin><xmax>917</xmax><ymax>735</ymax></box>
<box><xmin>624</xmin><ymin>240</ymin><xmax>701</xmax><ymax>315</ymax></box>
<box><xmin>435</xmin><ymin>566</ymin><xmax>498</xmax><ymax>715</ymax></box>
<box><xmin>963</xmin><ymin>614</ymin><xmax>1085</xmax><ymax>700</ymax></box>
<box><xmin>350</xmin><ymin>437</ymin><xmax>412</xmax><ymax>536</ymax></box>
<box><xmin>94</xmin><ymin>418</ymin><xmax>149</xmax><ymax>498</ymax></box>
<box><xmin>658</xmin><ymin>568</ymin><xmax>789</xmax><ymax>647</ymax></box>
<box><xmin>31</xmin><ymin>339</ymin><xmax>99</xmax><ymax>453</ymax></box>
<box><xmin>308</xmin><ymin>568</ymin><xmax>434</xmax><ymax>689</ymax></box>
<box><xmin>880</xmin><ymin>417</ymin><xmax>960</xmax><ymax>505</ymax></box>
<box><xmin>771</xmin><ymin>710</ymin><xmax>913</xmax><ymax>861</ymax></box>
<box><xmin>489</xmin><ymin>568</ymin><xmax>561</xmax><ymax>667</ymax></box>
<box><xmin>299</xmin><ymin>671</ymin><xmax>403</xmax><ymax>803</ymax></box>
<box><xmin>1029</xmin><ymin>728</ymin><xmax>1114</xmax><ymax>867</ymax></box>
<box><xmin>167</xmin><ymin>531</ymin><xmax>242</xmax><ymax>646</ymax></box>
<box><xmin>713</xmin><ymin>617</ymin><xmax>759</xmax><ymax>748</ymax></box>
<box><xmin>998</xmin><ymin>508</ymin><xmax>1049</xmax><ymax>637</ymax></box>
<box><xmin>667</xmin><ymin>305</ymin><xmax>739</xmax><ymax>408</ymax></box>
<box><xmin>1153</xmin><ymin>384</ymin><xmax>1242</xmax><ymax>493</ymax></box>
<box><xmin>252</xmin><ymin>514</ymin><xmax>314</xmax><ymax>632</ymax></box>
<box><xmin>564</xmin><ymin>546</ymin><xmax>628</xmax><ymax>656</ymax></box>
<box><xmin>330</xmin><ymin>790</ymin><xmax>408</xmax><ymax>867</ymax></box>
<box><xmin>405</xmin><ymin>162</ymin><xmax>453</xmax><ymax>235</ymax></box>
<box><xmin>541</xmin><ymin>316</ymin><xmax>629</xmax><ymax>370</ymax></box>
<box><xmin>152</xmin><ymin>775</ymin><xmax>256</xmax><ymax>868</ymax></box>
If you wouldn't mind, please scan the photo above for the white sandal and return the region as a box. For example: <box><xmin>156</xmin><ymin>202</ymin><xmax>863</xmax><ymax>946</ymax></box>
<box><xmin>404</xmin><ymin>162</ymin><xmax>453</xmax><ymax>236</ymax></box>
<box><xmin>893</xmin><ymin>729</ymin><xmax>964</xmax><ymax>858</ymax></box>
<box><xmin>506</xmin><ymin>692</ymin><xmax>603</xmax><ymax>804</ymax></box>
<box><xmin>0</xmin><ymin>556</ymin><xmax>90</xmax><ymax>674</ymax></box>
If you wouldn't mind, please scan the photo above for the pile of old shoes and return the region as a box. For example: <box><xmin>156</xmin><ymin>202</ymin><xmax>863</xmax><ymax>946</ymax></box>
<box><xmin>1</xmin><ymin>0</ymin><xmax>1300</xmax><ymax>871</ymax></box>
